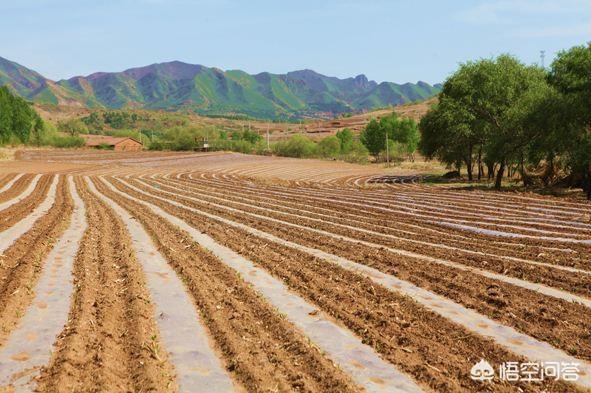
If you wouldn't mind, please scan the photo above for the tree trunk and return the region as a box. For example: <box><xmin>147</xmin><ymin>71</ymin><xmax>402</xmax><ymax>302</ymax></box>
<box><xmin>542</xmin><ymin>153</ymin><xmax>555</xmax><ymax>187</ymax></box>
<box><xmin>465</xmin><ymin>144</ymin><xmax>473</xmax><ymax>181</ymax></box>
<box><xmin>487</xmin><ymin>163</ymin><xmax>495</xmax><ymax>180</ymax></box>
<box><xmin>465</xmin><ymin>154</ymin><xmax>473</xmax><ymax>181</ymax></box>
<box><xmin>584</xmin><ymin>170</ymin><xmax>591</xmax><ymax>200</ymax></box>
<box><xmin>466</xmin><ymin>164</ymin><xmax>473</xmax><ymax>181</ymax></box>
<box><xmin>477</xmin><ymin>148</ymin><xmax>483</xmax><ymax>181</ymax></box>
<box><xmin>495</xmin><ymin>162</ymin><xmax>505</xmax><ymax>190</ymax></box>
<box><xmin>519</xmin><ymin>157</ymin><xmax>531</xmax><ymax>187</ymax></box>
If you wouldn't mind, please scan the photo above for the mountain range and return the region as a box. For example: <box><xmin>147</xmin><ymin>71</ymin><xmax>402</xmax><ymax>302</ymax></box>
<box><xmin>0</xmin><ymin>56</ymin><xmax>441</xmax><ymax>119</ymax></box>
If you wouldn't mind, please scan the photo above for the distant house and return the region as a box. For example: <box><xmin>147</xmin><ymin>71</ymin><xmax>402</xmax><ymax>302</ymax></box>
<box><xmin>81</xmin><ymin>135</ymin><xmax>143</xmax><ymax>151</ymax></box>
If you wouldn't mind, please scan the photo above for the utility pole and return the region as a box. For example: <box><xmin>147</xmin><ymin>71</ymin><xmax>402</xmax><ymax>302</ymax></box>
<box><xmin>385</xmin><ymin>131</ymin><xmax>390</xmax><ymax>167</ymax></box>
<box><xmin>540</xmin><ymin>50</ymin><xmax>546</xmax><ymax>69</ymax></box>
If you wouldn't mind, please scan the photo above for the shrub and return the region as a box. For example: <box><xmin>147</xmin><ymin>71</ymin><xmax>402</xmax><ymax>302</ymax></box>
<box><xmin>343</xmin><ymin>141</ymin><xmax>370</xmax><ymax>163</ymax></box>
<box><xmin>44</xmin><ymin>134</ymin><xmax>85</xmax><ymax>148</ymax></box>
<box><xmin>317</xmin><ymin>135</ymin><xmax>341</xmax><ymax>158</ymax></box>
<box><xmin>272</xmin><ymin>134</ymin><xmax>317</xmax><ymax>158</ymax></box>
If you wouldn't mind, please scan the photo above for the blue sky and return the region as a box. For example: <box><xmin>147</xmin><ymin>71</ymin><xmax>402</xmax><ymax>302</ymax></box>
<box><xmin>1</xmin><ymin>0</ymin><xmax>590</xmax><ymax>84</ymax></box>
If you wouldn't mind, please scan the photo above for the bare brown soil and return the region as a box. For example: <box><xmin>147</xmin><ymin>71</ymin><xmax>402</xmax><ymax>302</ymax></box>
<box><xmin>1</xmin><ymin>148</ymin><xmax>590</xmax><ymax>392</ymax></box>
<box><xmin>0</xmin><ymin>176</ymin><xmax>71</xmax><ymax>347</ymax></box>
<box><xmin>36</xmin><ymin>177</ymin><xmax>176</xmax><ymax>393</ymax></box>
<box><xmin>174</xmin><ymin>174</ymin><xmax>591</xmax><ymax>271</ymax></box>
<box><xmin>0</xmin><ymin>174</ymin><xmax>16</xmax><ymax>188</ymax></box>
<box><xmin>93</xmin><ymin>177</ymin><xmax>361</xmax><ymax>392</ymax></box>
<box><xmin>0</xmin><ymin>174</ymin><xmax>22</xmax><ymax>203</ymax></box>
<box><xmin>118</xmin><ymin>177</ymin><xmax>591</xmax><ymax>363</ymax></box>
<box><xmin>0</xmin><ymin>175</ymin><xmax>51</xmax><ymax>232</ymax></box>
<box><xmin>103</xmin><ymin>178</ymin><xmax>576</xmax><ymax>392</ymax></box>
<box><xmin>151</xmin><ymin>176</ymin><xmax>591</xmax><ymax>292</ymax></box>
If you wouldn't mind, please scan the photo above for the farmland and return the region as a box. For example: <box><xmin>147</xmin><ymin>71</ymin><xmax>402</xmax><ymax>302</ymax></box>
<box><xmin>0</xmin><ymin>150</ymin><xmax>590</xmax><ymax>392</ymax></box>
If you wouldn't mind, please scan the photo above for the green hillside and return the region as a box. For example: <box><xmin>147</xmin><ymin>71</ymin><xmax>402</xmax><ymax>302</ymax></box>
<box><xmin>0</xmin><ymin>56</ymin><xmax>441</xmax><ymax>119</ymax></box>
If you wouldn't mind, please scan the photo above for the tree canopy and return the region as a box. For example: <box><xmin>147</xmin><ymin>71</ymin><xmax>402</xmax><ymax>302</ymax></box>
<box><xmin>0</xmin><ymin>86</ymin><xmax>43</xmax><ymax>145</ymax></box>
<box><xmin>419</xmin><ymin>48</ymin><xmax>591</xmax><ymax>198</ymax></box>
<box><xmin>360</xmin><ymin>112</ymin><xmax>419</xmax><ymax>161</ymax></box>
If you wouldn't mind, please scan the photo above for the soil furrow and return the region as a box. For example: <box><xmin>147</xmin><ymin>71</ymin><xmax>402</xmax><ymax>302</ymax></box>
<box><xmin>165</xmin><ymin>175</ymin><xmax>590</xmax><ymax>267</ymax></box>
<box><xmin>0</xmin><ymin>177</ymin><xmax>85</xmax><ymax>390</ymax></box>
<box><xmin>0</xmin><ymin>176</ymin><xmax>71</xmax><ymax>347</ymax></box>
<box><xmin>178</xmin><ymin>174</ymin><xmax>591</xmax><ymax>258</ymax></box>
<box><xmin>36</xmin><ymin>176</ymin><xmax>176</xmax><ymax>393</ymax></box>
<box><xmin>185</xmin><ymin>176</ymin><xmax>584</xmax><ymax>225</ymax></box>
<box><xmin>93</xmin><ymin>177</ymin><xmax>369</xmax><ymax>393</ymax></box>
<box><xmin>146</xmin><ymin>177</ymin><xmax>591</xmax><ymax>292</ymax></box>
<box><xmin>0</xmin><ymin>175</ymin><xmax>51</xmax><ymax>232</ymax></box>
<box><xmin>86</xmin><ymin>177</ymin><xmax>234</xmax><ymax>392</ymax></box>
<box><xmin>167</xmin><ymin>175</ymin><xmax>589</xmax><ymax>269</ymax></box>
<box><xmin>0</xmin><ymin>174</ymin><xmax>28</xmax><ymax>204</ymax></box>
<box><xmin>116</xmin><ymin>176</ymin><xmax>591</xmax><ymax>363</ymax></box>
<box><xmin>103</xmin><ymin>178</ymin><xmax>583</xmax><ymax>392</ymax></box>
<box><xmin>0</xmin><ymin>174</ymin><xmax>17</xmax><ymax>190</ymax></box>
<box><xmin>0</xmin><ymin>174</ymin><xmax>41</xmax><ymax>213</ymax></box>
<box><xmin>132</xmin><ymin>177</ymin><xmax>591</xmax><ymax>308</ymax></box>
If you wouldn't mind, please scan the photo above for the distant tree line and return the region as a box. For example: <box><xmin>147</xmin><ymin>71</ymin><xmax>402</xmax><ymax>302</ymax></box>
<box><xmin>0</xmin><ymin>86</ymin><xmax>86</xmax><ymax>148</ymax></box>
<box><xmin>419</xmin><ymin>43</ymin><xmax>591</xmax><ymax>198</ymax></box>
<box><xmin>0</xmin><ymin>86</ymin><xmax>43</xmax><ymax>144</ymax></box>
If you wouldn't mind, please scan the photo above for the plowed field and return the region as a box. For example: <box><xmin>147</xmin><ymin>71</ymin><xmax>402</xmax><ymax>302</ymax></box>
<box><xmin>0</xmin><ymin>150</ymin><xmax>589</xmax><ymax>392</ymax></box>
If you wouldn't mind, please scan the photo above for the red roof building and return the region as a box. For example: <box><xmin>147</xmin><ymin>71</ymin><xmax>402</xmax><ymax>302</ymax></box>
<box><xmin>80</xmin><ymin>135</ymin><xmax>143</xmax><ymax>151</ymax></box>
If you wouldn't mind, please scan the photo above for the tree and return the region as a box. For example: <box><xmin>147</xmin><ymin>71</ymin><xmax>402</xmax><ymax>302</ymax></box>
<box><xmin>0</xmin><ymin>87</ymin><xmax>14</xmax><ymax>144</ymax></box>
<box><xmin>419</xmin><ymin>100</ymin><xmax>474</xmax><ymax>177</ymax></box>
<box><xmin>548</xmin><ymin>43</ymin><xmax>591</xmax><ymax>198</ymax></box>
<box><xmin>335</xmin><ymin>128</ymin><xmax>354</xmax><ymax>154</ymax></box>
<box><xmin>240</xmin><ymin>129</ymin><xmax>263</xmax><ymax>144</ymax></box>
<box><xmin>360</xmin><ymin>113</ymin><xmax>420</xmax><ymax>161</ymax></box>
<box><xmin>272</xmin><ymin>134</ymin><xmax>317</xmax><ymax>158</ymax></box>
<box><xmin>360</xmin><ymin>119</ymin><xmax>383</xmax><ymax>158</ymax></box>
<box><xmin>421</xmin><ymin>54</ymin><xmax>549</xmax><ymax>188</ymax></box>
<box><xmin>57</xmin><ymin>118</ymin><xmax>88</xmax><ymax>136</ymax></box>
<box><xmin>0</xmin><ymin>86</ymin><xmax>44</xmax><ymax>145</ymax></box>
<box><xmin>82</xmin><ymin>112</ymin><xmax>103</xmax><ymax>130</ymax></box>
<box><xmin>318</xmin><ymin>135</ymin><xmax>341</xmax><ymax>158</ymax></box>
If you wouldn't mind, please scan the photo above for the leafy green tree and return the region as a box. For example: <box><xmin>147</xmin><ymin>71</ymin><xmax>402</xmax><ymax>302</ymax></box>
<box><xmin>0</xmin><ymin>86</ymin><xmax>45</xmax><ymax>145</ymax></box>
<box><xmin>421</xmin><ymin>54</ymin><xmax>549</xmax><ymax>188</ymax></box>
<box><xmin>57</xmin><ymin>118</ymin><xmax>88</xmax><ymax>136</ymax></box>
<box><xmin>548</xmin><ymin>43</ymin><xmax>591</xmax><ymax>198</ymax></box>
<box><xmin>360</xmin><ymin>119</ymin><xmax>383</xmax><ymax>158</ymax></box>
<box><xmin>0</xmin><ymin>87</ymin><xmax>14</xmax><ymax>144</ymax></box>
<box><xmin>335</xmin><ymin>128</ymin><xmax>354</xmax><ymax>154</ymax></box>
<box><xmin>82</xmin><ymin>112</ymin><xmax>104</xmax><ymax>130</ymax></box>
<box><xmin>241</xmin><ymin>129</ymin><xmax>263</xmax><ymax>144</ymax></box>
<box><xmin>361</xmin><ymin>113</ymin><xmax>420</xmax><ymax>161</ymax></box>
<box><xmin>273</xmin><ymin>134</ymin><xmax>317</xmax><ymax>158</ymax></box>
<box><xmin>318</xmin><ymin>135</ymin><xmax>341</xmax><ymax>158</ymax></box>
